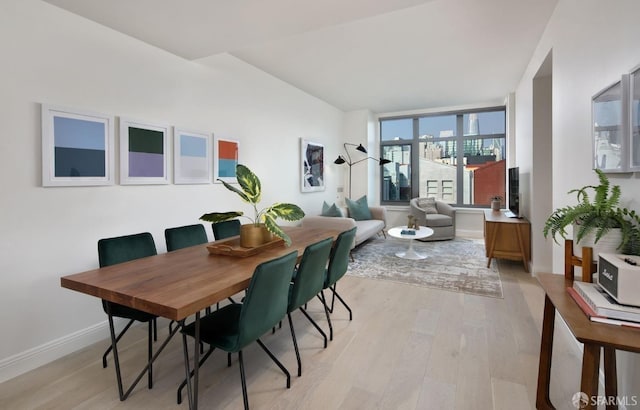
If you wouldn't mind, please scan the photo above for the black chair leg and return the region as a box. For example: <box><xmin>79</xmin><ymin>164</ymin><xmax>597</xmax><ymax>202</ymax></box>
<box><xmin>319</xmin><ymin>290</ymin><xmax>333</xmax><ymax>341</ymax></box>
<box><xmin>299</xmin><ymin>307</ymin><xmax>328</xmax><ymax>348</ymax></box>
<box><xmin>102</xmin><ymin>318</ymin><xmax>135</xmax><ymax>368</ymax></box>
<box><xmin>228</xmin><ymin>352</ymin><xmax>232</xmax><ymax>367</ymax></box>
<box><xmin>287</xmin><ymin>313</ymin><xmax>302</xmax><ymax>377</ymax></box>
<box><xmin>238</xmin><ymin>350</ymin><xmax>250</xmax><ymax>410</ymax></box>
<box><xmin>331</xmin><ymin>284</ymin><xmax>353</xmax><ymax>320</ymax></box>
<box><xmin>256</xmin><ymin>339</ymin><xmax>291</xmax><ymax>388</ymax></box>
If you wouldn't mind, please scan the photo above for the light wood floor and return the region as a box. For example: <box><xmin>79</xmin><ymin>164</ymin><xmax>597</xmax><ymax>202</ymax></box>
<box><xmin>0</xmin><ymin>260</ymin><xmax>586</xmax><ymax>410</ymax></box>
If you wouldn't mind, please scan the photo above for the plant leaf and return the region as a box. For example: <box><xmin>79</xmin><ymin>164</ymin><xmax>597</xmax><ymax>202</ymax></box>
<box><xmin>217</xmin><ymin>179</ymin><xmax>251</xmax><ymax>203</ymax></box>
<box><xmin>235</xmin><ymin>164</ymin><xmax>261</xmax><ymax>204</ymax></box>
<box><xmin>199</xmin><ymin>211</ymin><xmax>242</xmax><ymax>223</ymax></box>
<box><xmin>264</xmin><ymin>214</ymin><xmax>291</xmax><ymax>246</ymax></box>
<box><xmin>265</xmin><ymin>203</ymin><xmax>305</xmax><ymax>221</ymax></box>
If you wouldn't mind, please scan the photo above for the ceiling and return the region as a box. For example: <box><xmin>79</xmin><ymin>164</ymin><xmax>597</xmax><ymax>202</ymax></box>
<box><xmin>43</xmin><ymin>0</ymin><xmax>557</xmax><ymax>113</ymax></box>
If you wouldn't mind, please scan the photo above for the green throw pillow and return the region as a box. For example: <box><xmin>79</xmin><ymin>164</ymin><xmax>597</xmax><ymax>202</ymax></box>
<box><xmin>346</xmin><ymin>195</ymin><xmax>372</xmax><ymax>221</ymax></box>
<box><xmin>321</xmin><ymin>201</ymin><xmax>342</xmax><ymax>217</ymax></box>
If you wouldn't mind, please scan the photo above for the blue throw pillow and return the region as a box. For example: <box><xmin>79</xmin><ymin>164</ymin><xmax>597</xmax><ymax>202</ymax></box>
<box><xmin>346</xmin><ymin>195</ymin><xmax>372</xmax><ymax>221</ymax></box>
<box><xmin>321</xmin><ymin>201</ymin><xmax>342</xmax><ymax>217</ymax></box>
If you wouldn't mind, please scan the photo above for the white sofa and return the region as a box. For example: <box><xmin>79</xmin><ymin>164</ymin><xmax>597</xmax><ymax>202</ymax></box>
<box><xmin>301</xmin><ymin>206</ymin><xmax>387</xmax><ymax>247</ymax></box>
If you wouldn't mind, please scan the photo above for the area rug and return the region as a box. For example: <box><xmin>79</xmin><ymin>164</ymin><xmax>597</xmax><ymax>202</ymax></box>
<box><xmin>347</xmin><ymin>236</ymin><xmax>503</xmax><ymax>298</ymax></box>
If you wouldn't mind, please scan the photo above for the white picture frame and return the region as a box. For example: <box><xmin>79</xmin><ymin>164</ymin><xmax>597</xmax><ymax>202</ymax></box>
<box><xmin>213</xmin><ymin>137</ymin><xmax>239</xmax><ymax>184</ymax></box>
<box><xmin>41</xmin><ymin>104</ymin><xmax>115</xmax><ymax>187</ymax></box>
<box><xmin>301</xmin><ymin>138</ymin><xmax>325</xmax><ymax>192</ymax></box>
<box><xmin>174</xmin><ymin>128</ymin><xmax>211</xmax><ymax>184</ymax></box>
<box><xmin>120</xmin><ymin>118</ymin><xmax>170</xmax><ymax>185</ymax></box>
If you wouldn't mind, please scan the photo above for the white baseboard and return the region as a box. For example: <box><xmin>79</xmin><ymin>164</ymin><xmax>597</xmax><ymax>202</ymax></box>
<box><xmin>0</xmin><ymin>321</ymin><xmax>108</xmax><ymax>383</ymax></box>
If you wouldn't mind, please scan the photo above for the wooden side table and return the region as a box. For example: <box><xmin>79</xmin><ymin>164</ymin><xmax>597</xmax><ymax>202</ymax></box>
<box><xmin>536</xmin><ymin>273</ymin><xmax>640</xmax><ymax>410</ymax></box>
<box><xmin>483</xmin><ymin>210</ymin><xmax>531</xmax><ymax>272</ymax></box>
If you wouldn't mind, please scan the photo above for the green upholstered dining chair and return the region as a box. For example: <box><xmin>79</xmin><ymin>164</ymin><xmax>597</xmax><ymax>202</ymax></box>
<box><xmin>164</xmin><ymin>224</ymin><xmax>208</xmax><ymax>252</ymax></box>
<box><xmin>319</xmin><ymin>227</ymin><xmax>357</xmax><ymax>341</ymax></box>
<box><xmin>212</xmin><ymin>219</ymin><xmax>241</xmax><ymax>240</ymax></box>
<box><xmin>178</xmin><ymin>250</ymin><xmax>298</xmax><ymax>409</ymax></box>
<box><xmin>97</xmin><ymin>232</ymin><xmax>162</xmax><ymax>400</ymax></box>
<box><xmin>287</xmin><ymin>237</ymin><xmax>333</xmax><ymax>377</ymax></box>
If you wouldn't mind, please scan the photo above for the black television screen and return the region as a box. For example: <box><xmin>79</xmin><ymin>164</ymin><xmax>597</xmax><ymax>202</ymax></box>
<box><xmin>508</xmin><ymin>167</ymin><xmax>519</xmax><ymax>217</ymax></box>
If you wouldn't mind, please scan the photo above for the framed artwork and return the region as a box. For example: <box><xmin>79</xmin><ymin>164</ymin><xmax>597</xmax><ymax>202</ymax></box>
<box><xmin>120</xmin><ymin>118</ymin><xmax>170</xmax><ymax>185</ymax></box>
<box><xmin>41</xmin><ymin>104</ymin><xmax>115</xmax><ymax>187</ymax></box>
<box><xmin>592</xmin><ymin>75</ymin><xmax>629</xmax><ymax>173</ymax></box>
<box><xmin>301</xmin><ymin>138</ymin><xmax>325</xmax><ymax>192</ymax></box>
<box><xmin>174</xmin><ymin>128</ymin><xmax>211</xmax><ymax>184</ymax></box>
<box><xmin>214</xmin><ymin>137</ymin><xmax>239</xmax><ymax>183</ymax></box>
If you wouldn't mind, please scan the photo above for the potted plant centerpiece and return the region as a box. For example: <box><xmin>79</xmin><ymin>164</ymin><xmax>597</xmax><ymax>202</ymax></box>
<box><xmin>543</xmin><ymin>168</ymin><xmax>640</xmax><ymax>259</ymax></box>
<box><xmin>200</xmin><ymin>164</ymin><xmax>305</xmax><ymax>247</ymax></box>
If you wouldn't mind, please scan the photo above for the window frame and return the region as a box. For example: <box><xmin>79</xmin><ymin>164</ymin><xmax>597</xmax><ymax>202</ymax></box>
<box><xmin>379</xmin><ymin>106</ymin><xmax>506</xmax><ymax>207</ymax></box>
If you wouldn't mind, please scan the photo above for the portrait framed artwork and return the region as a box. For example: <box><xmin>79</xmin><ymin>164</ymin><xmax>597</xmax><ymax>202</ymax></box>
<box><xmin>214</xmin><ymin>137</ymin><xmax>239</xmax><ymax>183</ymax></box>
<box><xmin>41</xmin><ymin>104</ymin><xmax>115</xmax><ymax>187</ymax></box>
<box><xmin>592</xmin><ymin>75</ymin><xmax>629</xmax><ymax>173</ymax></box>
<box><xmin>174</xmin><ymin>128</ymin><xmax>211</xmax><ymax>184</ymax></box>
<box><xmin>120</xmin><ymin>118</ymin><xmax>170</xmax><ymax>185</ymax></box>
<box><xmin>301</xmin><ymin>138</ymin><xmax>325</xmax><ymax>192</ymax></box>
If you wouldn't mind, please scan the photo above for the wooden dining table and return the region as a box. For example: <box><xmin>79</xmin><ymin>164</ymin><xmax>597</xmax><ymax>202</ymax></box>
<box><xmin>60</xmin><ymin>226</ymin><xmax>342</xmax><ymax>410</ymax></box>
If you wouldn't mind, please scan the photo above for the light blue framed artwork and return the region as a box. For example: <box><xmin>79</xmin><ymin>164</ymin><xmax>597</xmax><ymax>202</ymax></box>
<box><xmin>174</xmin><ymin>128</ymin><xmax>211</xmax><ymax>184</ymax></box>
<box><xmin>41</xmin><ymin>104</ymin><xmax>115</xmax><ymax>187</ymax></box>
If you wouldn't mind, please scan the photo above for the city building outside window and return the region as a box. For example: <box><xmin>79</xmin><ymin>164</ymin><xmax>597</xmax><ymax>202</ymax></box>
<box><xmin>380</xmin><ymin>107</ymin><xmax>506</xmax><ymax>207</ymax></box>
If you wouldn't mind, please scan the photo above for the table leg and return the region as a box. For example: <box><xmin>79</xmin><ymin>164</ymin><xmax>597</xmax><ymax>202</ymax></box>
<box><xmin>604</xmin><ymin>347</ymin><xmax>618</xmax><ymax>410</ymax></box>
<box><xmin>515</xmin><ymin>225</ymin><xmax>529</xmax><ymax>273</ymax></box>
<box><xmin>182</xmin><ymin>312</ymin><xmax>201</xmax><ymax>410</ymax></box>
<box><xmin>536</xmin><ymin>295</ymin><xmax>556</xmax><ymax>410</ymax></box>
<box><xmin>396</xmin><ymin>238</ymin><xmax>426</xmax><ymax>259</ymax></box>
<box><xmin>581</xmin><ymin>344</ymin><xmax>600</xmax><ymax>410</ymax></box>
<box><xmin>487</xmin><ymin>223</ymin><xmax>497</xmax><ymax>268</ymax></box>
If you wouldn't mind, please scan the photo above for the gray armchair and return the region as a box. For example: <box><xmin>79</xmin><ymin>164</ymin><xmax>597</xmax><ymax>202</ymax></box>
<box><xmin>409</xmin><ymin>198</ymin><xmax>456</xmax><ymax>241</ymax></box>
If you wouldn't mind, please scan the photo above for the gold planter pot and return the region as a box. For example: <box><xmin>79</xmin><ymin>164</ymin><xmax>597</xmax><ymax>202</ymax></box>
<box><xmin>240</xmin><ymin>224</ymin><xmax>272</xmax><ymax>248</ymax></box>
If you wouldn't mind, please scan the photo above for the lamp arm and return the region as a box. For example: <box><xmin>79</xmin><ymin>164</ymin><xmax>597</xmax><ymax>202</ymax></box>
<box><xmin>343</xmin><ymin>143</ymin><xmax>354</xmax><ymax>165</ymax></box>
<box><xmin>350</xmin><ymin>156</ymin><xmax>381</xmax><ymax>166</ymax></box>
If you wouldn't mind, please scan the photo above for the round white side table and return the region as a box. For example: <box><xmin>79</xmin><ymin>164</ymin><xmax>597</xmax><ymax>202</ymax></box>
<box><xmin>387</xmin><ymin>226</ymin><xmax>434</xmax><ymax>259</ymax></box>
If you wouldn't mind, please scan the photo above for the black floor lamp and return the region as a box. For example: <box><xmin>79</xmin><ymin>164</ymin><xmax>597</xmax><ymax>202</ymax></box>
<box><xmin>334</xmin><ymin>143</ymin><xmax>391</xmax><ymax>198</ymax></box>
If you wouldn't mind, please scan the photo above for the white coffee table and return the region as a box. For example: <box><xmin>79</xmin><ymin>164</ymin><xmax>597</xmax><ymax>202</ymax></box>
<box><xmin>387</xmin><ymin>226</ymin><xmax>434</xmax><ymax>259</ymax></box>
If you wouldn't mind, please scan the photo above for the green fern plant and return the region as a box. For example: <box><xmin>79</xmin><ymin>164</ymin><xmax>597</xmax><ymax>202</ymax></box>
<box><xmin>543</xmin><ymin>169</ymin><xmax>640</xmax><ymax>254</ymax></box>
<box><xmin>200</xmin><ymin>164</ymin><xmax>305</xmax><ymax>246</ymax></box>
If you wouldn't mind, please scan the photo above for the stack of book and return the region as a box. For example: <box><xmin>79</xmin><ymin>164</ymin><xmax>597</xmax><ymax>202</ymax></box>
<box><xmin>567</xmin><ymin>281</ymin><xmax>640</xmax><ymax>328</ymax></box>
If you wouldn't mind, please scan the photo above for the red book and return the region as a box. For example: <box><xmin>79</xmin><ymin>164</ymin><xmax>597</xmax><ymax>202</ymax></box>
<box><xmin>567</xmin><ymin>287</ymin><xmax>640</xmax><ymax>329</ymax></box>
<box><xmin>567</xmin><ymin>287</ymin><xmax>599</xmax><ymax>318</ymax></box>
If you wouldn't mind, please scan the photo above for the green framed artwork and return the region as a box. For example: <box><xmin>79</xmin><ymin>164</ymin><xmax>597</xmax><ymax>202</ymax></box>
<box><xmin>120</xmin><ymin>118</ymin><xmax>170</xmax><ymax>185</ymax></box>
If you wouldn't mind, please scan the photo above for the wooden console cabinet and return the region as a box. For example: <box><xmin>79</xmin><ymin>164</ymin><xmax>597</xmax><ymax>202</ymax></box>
<box><xmin>483</xmin><ymin>210</ymin><xmax>531</xmax><ymax>272</ymax></box>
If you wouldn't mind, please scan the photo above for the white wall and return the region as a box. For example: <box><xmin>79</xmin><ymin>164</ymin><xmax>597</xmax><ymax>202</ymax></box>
<box><xmin>0</xmin><ymin>0</ymin><xmax>344</xmax><ymax>381</ymax></box>
<box><xmin>515</xmin><ymin>0</ymin><xmax>640</xmax><ymax>399</ymax></box>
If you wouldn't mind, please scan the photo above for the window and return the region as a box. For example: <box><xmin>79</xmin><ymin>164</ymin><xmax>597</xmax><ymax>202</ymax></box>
<box><xmin>380</xmin><ymin>107</ymin><xmax>506</xmax><ymax>207</ymax></box>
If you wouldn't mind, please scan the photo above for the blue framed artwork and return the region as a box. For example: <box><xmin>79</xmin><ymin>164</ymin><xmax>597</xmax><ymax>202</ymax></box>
<box><xmin>174</xmin><ymin>128</ymin><xmax>211</xmax><ymax>184</ymax></box>
<box><xmin>120</xmin><ymin>118</ymin><xmax>170</xmax><ymax>185</ymax></box>
<box><xmin>41</xmin><ymin>104</ymin><xmax>115</xmax><ymax>187</ymax></box>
